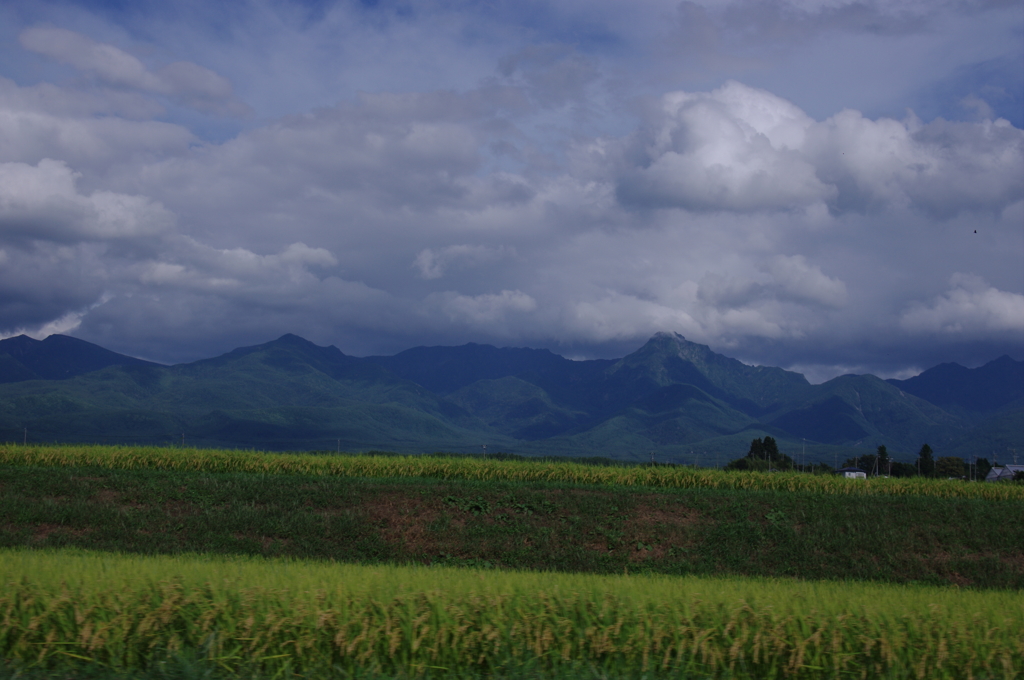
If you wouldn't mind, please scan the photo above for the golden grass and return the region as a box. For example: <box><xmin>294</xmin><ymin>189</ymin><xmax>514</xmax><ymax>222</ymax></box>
<box><xmin>2</xmin><ymin>548</ymin><xmax>1021</xmax><ymax>678</ymax></box>
<box><xmin>2</xmin><ymin>443</ymin><xmax>1022</xmax><ymax>500</ymax></box>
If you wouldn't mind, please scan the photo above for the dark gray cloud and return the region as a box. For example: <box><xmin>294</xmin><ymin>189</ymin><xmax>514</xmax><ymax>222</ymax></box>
<box><xmin>0</xmin><ymin>1</ymin><xmax>1021</xmax><ymax>381</ymax></box>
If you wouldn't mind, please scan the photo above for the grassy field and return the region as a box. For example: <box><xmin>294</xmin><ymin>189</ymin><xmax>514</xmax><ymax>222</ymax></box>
<box><xmin>2</xmin><ymin>461</ymin><xmax>1022</xmax><ymax>588</ymax></box>
<box><xmin>1</xmin><ymin>444</ymin><xmax>1021</xmax><ymax>678</ymax></box>
<box><xmin>2</xmin><ymin>548</ymin><xmax>1021</xmax><ymax>679</ymax></box>
<box><xmin>2</xmin><ymin>444</ymin><xmax>1022</xmax><ymax>500</ymax></box>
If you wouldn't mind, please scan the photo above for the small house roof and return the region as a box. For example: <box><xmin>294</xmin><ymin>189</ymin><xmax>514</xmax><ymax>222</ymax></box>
<box><xmin>985</xmin><ymin>464</ymin><xmax>1024</xmax><ymax>482</ymax></box>
<box><xmin>836</xmin><ymin>467</ymin><xmax>866</xmax><ymax>474</ymax></box>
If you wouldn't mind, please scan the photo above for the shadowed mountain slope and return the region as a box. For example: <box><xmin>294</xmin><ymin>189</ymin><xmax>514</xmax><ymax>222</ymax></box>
<box><xmin>768</xmin><ymin>374</ymin><xmax>965</xmax><ymax>451</ymax></box>
<box><xmin>0</xmin><ymin>332</ymin><xmax>1019</xmax><ymax>460</ymax></box>
<box><xmin>0</xmin><ymin>334</ymin><xmax>159</xmax><ymax>383</ymax></box>
<box><xmin>887</xmin><ymin>356</ymin><xmax>1024</xmax><ymax>417</ymax></box>
<box><xmin>0</xmin><ymin>334</ymin><xmax>500</xmax><ymax>451</ymax></box>
<box><xmin>365</xmin><ymin>343</ymin><xmax>593</xmax><ymax>395</ymax></box>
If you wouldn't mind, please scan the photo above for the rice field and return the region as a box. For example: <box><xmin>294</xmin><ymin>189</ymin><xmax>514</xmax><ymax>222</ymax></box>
<box><xmin>2</xmin><ymin>444</ymin><xmax>1021</xmax><ymax>500</ymax></box>
<box><xmin>2</xmin><ymin>548</ymin><xmax>1021</xmax><ymax>679</ymax></box>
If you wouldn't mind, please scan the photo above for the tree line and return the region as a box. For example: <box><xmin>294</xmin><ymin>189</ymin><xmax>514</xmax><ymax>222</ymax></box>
<box><xmin>725</xmin><ymin>438</ymin><xmax>1002</xmax><ymax>480</ymax></box>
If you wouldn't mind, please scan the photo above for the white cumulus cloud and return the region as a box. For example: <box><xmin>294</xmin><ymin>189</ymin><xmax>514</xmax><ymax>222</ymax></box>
<box><xmin>615</xmin><ymin>82</ymin><xmax>835</xmax><ymax>212</ymax></box>
<box><xmin>0</xmin><ymin>159</ymin><xmax>173</xmax><ymax>242</ymax></box>
<box><xmin>609</xmin><ymin>81</ymin><xmax>1024</xmax><ymax>217</ymax></box>
<box><xmin>769</xmin><ymin>255</ymin><xmax>847</xmax><ymax>309</ymax></box>
<box><xmin>900</xmin><ymin>274</ymin><xmax>1024</xmax><ymax>337</ymax></box>
<box><xmin>428</xmin><ymin>289</ymin><xmax>537</xmax><ymax>326</ymax></box>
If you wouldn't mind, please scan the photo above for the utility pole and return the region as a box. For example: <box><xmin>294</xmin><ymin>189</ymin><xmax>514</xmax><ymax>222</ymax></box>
<box><xmin>337</xmin><ymin>438</ymin><xmax>340</xmax><ymax>454</ymax></box>
<box><xmin>181</xmin><ymin>433</ymin><xmax>185</xmax><ymax>448</ymax></box>
<box><xmin>802</xmin><ymin>438</ymin><xmax>806</xmax><ymax>473</ymax></box>
<box><xmin>23</xmin><ymin>428</ymin><xmax>27</xmax><ymax>446</ymax></box>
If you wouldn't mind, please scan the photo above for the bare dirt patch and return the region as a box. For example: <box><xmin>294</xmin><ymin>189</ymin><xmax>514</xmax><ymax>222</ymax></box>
<box><xmin>261</xmin><ymin>536</ymin><xmax>291</xmax><ymax>551</ymax></box>
<box><xmin>926</xmin><ymin>549</ymin><xmax>1024</xmax><ymax>581</ymax></box>
<box><xmin>228</xmin><ymin>533</ymin><xmax>292</xmax><ymax>551</ymax></box>
<box><xmin>359</xmin><ymin>492</ymin><xmax>453</xmax><ymax>553</ymax></box>
<box><xmin>628</xmin><ymin>500</ymin><xmax>705</xmax><ymax>528</ymax></box>
<box><xmin>946</xmin><ymin>571</ymin><xmax>972</xmax><ymax>588</ymax></box>
<box><xmin>623</xmin><ymin>497</ymin><xmax>710</xmax><ymax>559</ymax></box>
<box><xmin>162</xmin><ymin>500</ymin><xmax>199</xmax><ymax>517</ymax></box>
<box><xmin>100</xmin><ymin>492</ymin><xmax>148</xmax><ymax>510</ymax></box>
<box><xmin>90</xmin><ymin>489</ymin><xmax>122</xmax><ymax>504</ymax></box>
<box><xmin>30</xmin><ymin>523</ymin><xmax>92</xmax><ymax>543</ymax></box>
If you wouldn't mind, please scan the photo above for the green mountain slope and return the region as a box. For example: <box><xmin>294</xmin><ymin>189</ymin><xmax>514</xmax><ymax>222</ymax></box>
<box><xmin>768</xmin><ymin>374</ymin><xmax>966</xmax><ymax>451</ymax></box>
<box><xmin>560</xmin><ymin>383</ymin><xmax>757</xmax><ymax>455</ymax></box>
<box><xmin>0</xmin><ymin>335</ymin><xmax>507</xmax><ymax>451</ymax></box>
<box><xmin>944</xmin><ymin>407</ymin><xmax>1024</xmax><ymax>462</ymax></box>
<box><xmin>603</xmin><ymin>332</ymin><xmax>813</xmax><ymax>415</ymax></box>
<box><xmin>0</xmin><ymin>331</ymin><xmax>1018</xmax><ymax>462</ymax></box>
<box><xmin>434</xmin><ymin>332</ymin><xmax>808</xmax><ymax>442</ymax></box>
<box><xmin>446</xmin><ymin>376</ymin><xmax>592</xmax><ymax>440</ymax></box>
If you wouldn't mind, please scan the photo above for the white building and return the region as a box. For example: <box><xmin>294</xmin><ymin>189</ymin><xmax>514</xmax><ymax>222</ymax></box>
<box><xmin>836</xmin><ymin>466</ymin><xmax>867</xmax><ymax>480</ymax></box>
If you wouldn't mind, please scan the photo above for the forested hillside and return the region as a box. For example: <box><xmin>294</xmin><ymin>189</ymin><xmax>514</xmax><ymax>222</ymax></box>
<box><xmin>1</xmin><ymin>332</ymin><xmax>1020</xmax><ymax>462</ymax></box>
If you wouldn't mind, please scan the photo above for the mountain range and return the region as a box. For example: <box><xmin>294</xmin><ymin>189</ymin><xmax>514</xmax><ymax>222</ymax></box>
<box><xmin>1</xmin><ymin>332</ymin><xmax>1020</xmax><ymax>464</ymax></box>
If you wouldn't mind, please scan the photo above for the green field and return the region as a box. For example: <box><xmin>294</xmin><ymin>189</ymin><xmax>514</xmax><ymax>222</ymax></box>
<box><xmin>2</xmin><ymin>549</ymin><xmax>1022</xmax><ymax>679</ymax></box>
<box><xmin>0</xmin><ymin>444</ymin><xmax>1021</xmax><ymax>678</ymax></box>
<box><xmin>3</xmin><ymin>444</ymin><xmax>1021</xmax><ymax>500</ymax></box>
<box><xmin>3</xmin><ymin>462</ymin><xmax>1024</xmax><ymax>587</ymax></box>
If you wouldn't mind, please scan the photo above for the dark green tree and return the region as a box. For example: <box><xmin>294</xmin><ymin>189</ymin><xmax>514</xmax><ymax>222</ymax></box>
<box><xmin>917</xmin><ymin>444</ymin><xmax>935</xmax><ymax>477</ymax></box>
<box><xmin>889</xmin><ymin>462</ymin><xmax>917</xmax><ymax>477</ymax></box>
<box><xmin>732</xmin><ymin>437</ymin><xmax>793</xmax><ymax>471</ymax></box>
<box><xmin>725</xmin><ymin>456</ymin><xmax>770</xmax><ymax>472</ymax></box>
<box><xmin>975</xmin><ymin>458</ymin><xmax>993</xmax><ymax>481</ymax></box>
<box><xmin>935</xmin><ymin>456</ymin><xmax>966</xmax><ymax>479</ymax></box>
<box><xmin>875</xmin><ymin>445</ymin><xmax>890</xmax><ymax>476</ymax></box>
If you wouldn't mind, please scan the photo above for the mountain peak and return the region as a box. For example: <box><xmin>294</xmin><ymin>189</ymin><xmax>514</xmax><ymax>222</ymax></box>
<box><xmin>0</xmin><ymin>334</ymin><xmax>41</xmax><ymax>355</ymax></box>
<box><xmin>265</xmin><ymin>333</ymin><xmax>345</xmax><ymax>355</ymax></box>
<box><xmin>609</xmin><ymin>331</ymin><xmax>811</xmax><ymax>411</ymax></box>
<box><xmin>274</xmin><ymin>333</ymin><xmax>317</xmax><ymax>346</ymax></box>
<box><xmin>632</xmin><ymin>331</ymin><xmax>715</xmax><ymax>366</ymax></box>
<box><xmin>0</xmin><ymin>333</ymin><xmax>158</xmax><ymax>383</ymax></box>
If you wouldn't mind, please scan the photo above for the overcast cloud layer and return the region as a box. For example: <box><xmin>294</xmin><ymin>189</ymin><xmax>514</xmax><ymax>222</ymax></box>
<box><xmin>0</xmin><ymin>0</ymin><xmax>1021</xmax><ymax>382</ymax></box>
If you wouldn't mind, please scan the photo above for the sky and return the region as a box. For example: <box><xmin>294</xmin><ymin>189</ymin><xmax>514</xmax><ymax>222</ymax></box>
<box><xmin>0</xmin><ymin>0</ymin><xmax>1021</xmax><ymax>383</ymax></box>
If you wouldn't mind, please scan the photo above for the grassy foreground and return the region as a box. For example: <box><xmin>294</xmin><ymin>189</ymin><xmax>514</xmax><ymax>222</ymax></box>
<box><xmin>2</xmin><ymin>444</ymin><xmax>1022</xmax><ymax>500</ymax></box>
<box><xmin>2</xmin><ymin>548</ymin><xmax>1022</xmax><ymax>679</ymax></box>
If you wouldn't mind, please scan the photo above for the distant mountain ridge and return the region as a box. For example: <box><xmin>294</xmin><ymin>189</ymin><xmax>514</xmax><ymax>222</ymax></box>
<box><xmin>0</xmin><ymin>334</ymin><xmax>159</xmax><ymax>383</ymax></box>
<box><xmin>887</xmin><ymin>356</ymin><xmax>1023</xmax><ymax>416</ymax></box>
<box><xmin>0</xmin><ymin>331</ymin><xmax>1019</xmax><ymax>462</ymax></box>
